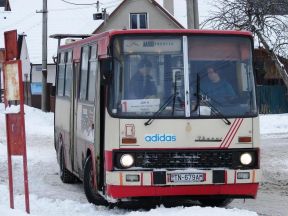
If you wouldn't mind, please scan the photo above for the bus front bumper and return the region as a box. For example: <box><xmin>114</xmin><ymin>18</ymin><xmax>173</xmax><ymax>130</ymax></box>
<box><xmin>105</xmin><ymin>169</ymin><xmax>260</xmax><ymax>199</ymax></box>
<box><xmin>106</xmin><ymin>184</ymin><xmax>259</xmax><ymax>199</ymax></box>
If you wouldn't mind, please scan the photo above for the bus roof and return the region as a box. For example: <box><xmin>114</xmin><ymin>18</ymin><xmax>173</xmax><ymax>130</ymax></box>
<box><xmin>107</xmin><ymin>29</ymin><xmax>253</xmax><ymax>37</ymax></box>
<box><xmin>59</xmin><ymin>29</ymin><xmax>252</xmax><ymax>48</ymax></box>
<box><xmin>57</xmin><ymin>29</ymin><xmax>253</xmax><ymax>59</ymax></box>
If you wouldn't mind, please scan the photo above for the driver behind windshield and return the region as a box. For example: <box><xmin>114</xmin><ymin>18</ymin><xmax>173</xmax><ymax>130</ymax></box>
<box><xmin>128</xmin><ymin>59</ymin><xmax>157</xmax><ymax>99</ymax></box>
<box><xmin>201</xmin><ymin>67</ymin><xmax>236</xmax><ymax>104</ymax></box>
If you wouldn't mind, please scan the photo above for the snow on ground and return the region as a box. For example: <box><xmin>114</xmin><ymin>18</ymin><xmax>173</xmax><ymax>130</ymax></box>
<box><xmin>260</xmin><ymin>114</ymin><xmax>288</xmax><ymax>137</ymax></box>
<box><xmin>0</xmin><ymin>103</ymin><xmax>287</xmax><ymax>216</ymax></box>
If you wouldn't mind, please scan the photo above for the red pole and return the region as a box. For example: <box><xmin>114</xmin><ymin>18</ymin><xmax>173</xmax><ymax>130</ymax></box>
<box><xmin>3</xmin><ymin>29</ymin><xmax>31</xmax><ymax>213</ymax></box>
<box><xmin>7</xmin><ymin>153</ymin><xmax>14</xmax><ymax>209</ymax></box>
<box><xmin>18</xmin><ymin>48</ymin><xmax>30</xmax><ymax>214</ymax></box>
<box><xmin>23</xmin><ymin>154</ymin><xmax>30</xmax><ymax>213</ymax></box>
<box><xmin>3</xmin><ymin>50</ymin><xmax>14</xmax><ymax>210</ymax></box>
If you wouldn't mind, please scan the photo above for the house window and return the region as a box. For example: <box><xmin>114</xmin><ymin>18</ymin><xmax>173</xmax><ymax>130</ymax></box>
<box><xmin>130</xmin><ymin>13</ymin><xmax>147</xmax><ymax>29</ymax></box>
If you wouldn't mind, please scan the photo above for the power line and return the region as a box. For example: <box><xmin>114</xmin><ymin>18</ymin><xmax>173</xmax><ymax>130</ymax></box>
<box><xmin>60</xmin><ymin>0</ymin><xmax>98</xmax><ymax>6</ymax></box>
<box><xmin>49</xmin><ymin>6</ymin><xmax>92</xmax><ymax>12</ymax></box>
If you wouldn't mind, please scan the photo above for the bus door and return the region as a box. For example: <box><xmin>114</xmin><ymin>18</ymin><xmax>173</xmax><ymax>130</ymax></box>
<box><xmin>74</xmin><ymin>45</ymin><xmax>98</xmax><ymax>177</ymax></box>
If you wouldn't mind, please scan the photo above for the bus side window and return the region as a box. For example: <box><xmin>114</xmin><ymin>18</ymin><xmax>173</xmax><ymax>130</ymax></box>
<box><xmin>57</xmin><ymin>52</ymin><xmax>66</xmax><ymax>96</ymax></box>
<box><xmin>64</xmin><ymin>51</ymin><xmax>73</xmax><ymax>97</ymax></box>
<box><xmin>79</xmin><ymin>46</ymin><xmax>90</xmax><ymax>100</ymax></box>
<box><xmin>88</xmin><ymin>45</ymin><xmax>98</xmax><ymax>102</ymax></box>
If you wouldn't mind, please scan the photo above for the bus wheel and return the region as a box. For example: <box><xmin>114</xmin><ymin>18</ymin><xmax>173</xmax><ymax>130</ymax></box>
<box><xmin>60</xmin><ymin>148</ymin><xmax>76</xmax><ymax>183</ymax></box>
<box><xmin>198</xmin><ymin>198</ymin><xmax>233</xmax><ymax>207</ymax></box>
<box><xmin>83</xmin><ymin>155</ymin><xmax>108</xmax><ymax>206</ymax></box>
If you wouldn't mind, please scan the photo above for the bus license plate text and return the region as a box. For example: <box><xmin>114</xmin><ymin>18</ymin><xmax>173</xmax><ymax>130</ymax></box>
<box><xmin>170</xmin><ymin>173</ymin><xmax>205</xmax><ymax>183</ymax></box>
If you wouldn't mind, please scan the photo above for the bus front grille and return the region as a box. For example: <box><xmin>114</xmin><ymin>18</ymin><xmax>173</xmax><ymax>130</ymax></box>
<box><xmin>113</xmin><ymin>149</ymin><xmax>259</xmax><ymax>170</ymax></box>
<box><xmin>134</xmin><ymin>151</ymin><xmax>234</xmax><ymax>169</ymax></box>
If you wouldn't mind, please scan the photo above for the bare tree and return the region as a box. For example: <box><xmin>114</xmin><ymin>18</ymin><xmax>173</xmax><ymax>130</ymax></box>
<box><xmin>202</xmin><ymin>0</ymin><xmax>288</xmax><ymax>87</ymax></box>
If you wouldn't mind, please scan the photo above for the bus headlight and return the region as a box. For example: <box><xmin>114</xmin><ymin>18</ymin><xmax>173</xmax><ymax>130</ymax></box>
<box><xmin>240</xmin><ymin>152</ymin><xmax>253</xmax><ymax>165</ymax></box>
<box><xmin>120</xmin><ymin>154</ymin><xmax>134</xmax><ymax>168</ymax></box>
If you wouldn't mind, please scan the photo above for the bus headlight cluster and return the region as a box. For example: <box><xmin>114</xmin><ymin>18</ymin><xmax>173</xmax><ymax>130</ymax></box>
<box><xmin>240</xmin><ymin>152</ymin><xmax>253</xmax><ymax>165</ymax></box>
<box><xmin>120</xmin><ymin>154</ymin><xmax>134</xmax><ymax>168</ymax></box>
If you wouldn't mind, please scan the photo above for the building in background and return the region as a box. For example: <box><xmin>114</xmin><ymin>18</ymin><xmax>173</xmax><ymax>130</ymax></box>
<box><xmin>254</xmin><ymin>48</ymin><xmax>288</xmax><ymax>114</ymax></box>
<box><xmin>93</xmin><ymin>0</ymin><xmax>183</xmax><ymax>34</ymax></box>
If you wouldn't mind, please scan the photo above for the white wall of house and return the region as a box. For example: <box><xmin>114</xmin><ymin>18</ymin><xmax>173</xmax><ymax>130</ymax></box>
<box><xmin>96</xmin><ymin>0</ymin><xmax>182</xmax><ymax>33</ymax></box>
<box><xmin>31</xmin><ymin>64</ymin><xmax>56</xmax><ymax>86</ymax></box>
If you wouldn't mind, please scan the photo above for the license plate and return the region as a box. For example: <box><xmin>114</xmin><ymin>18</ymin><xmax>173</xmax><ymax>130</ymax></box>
<box><xmin>169</xmin><ymin>173</ymin><xmax>205</xmax><ymax>183</ymax></box>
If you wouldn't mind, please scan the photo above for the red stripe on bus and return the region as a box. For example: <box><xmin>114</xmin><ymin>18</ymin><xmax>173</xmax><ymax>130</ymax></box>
<box><xmin>105</xmin><ymin>151</ymin><xmax>113</xmax><ymax>171</ymax></box>
<box><xmin>222</xmin><ymin>118</ymin><xmax>242</xmax><ymax>149</ymax></box>
<box><xmin>219</xmin><ymin>119</ymin><xmax>239</xmax><ymax>148</ymax></box>
<box><xmin>106</xmin><ymin>183</ymin><xmax>259</xmax><ymax>199</ymax></box>
<box><xmin>224</xmin><ymin>118</ymin><xmax>244</xmax><ymax>149</ymax></box>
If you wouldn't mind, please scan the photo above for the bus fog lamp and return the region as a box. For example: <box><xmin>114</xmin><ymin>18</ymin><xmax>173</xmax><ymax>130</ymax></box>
<box><xmin>120</xmin><ymin>154</ymin><xmax>134</xmax><ymax>168</ymax></box>
<box><xmin>237</xmin><ymin>172</ymin><xmax>250</xmax><ymax>179</ymax></box>
<box><xmin>126</xmin><ymin>174</ymin><xmax>140</xmax><ymax>182</ymax></box>
<box><xmin>240</xmin><ymin>153</ymin><xmax>252</xmax><ymax>165</ymax></box>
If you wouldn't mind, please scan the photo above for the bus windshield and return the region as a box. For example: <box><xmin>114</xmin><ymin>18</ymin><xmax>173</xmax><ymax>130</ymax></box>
<box><xmin>109</xmin><ymin>35</ymin><xmax>257</xmax><ymax>118</ymax></box>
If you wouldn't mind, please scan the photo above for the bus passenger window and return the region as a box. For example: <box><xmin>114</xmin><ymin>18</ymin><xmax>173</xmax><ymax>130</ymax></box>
<box><xmin>79</xmin><ymin>46</ymin><xmax>89</xmax><ymax>100</ymax></box>
<box><xmin>57</xmin><ymin>52</ymin><xmax>66</xmax><ymax>96</ymax></box>
<box><xmin>88</xmin><ymin>45</ymin><xmax>98</xmax><ymax>102</ymax></box>
<box><xmin>64</xmin><ymin>51</ymin><xmax>72</xmax><ymax>97</ymax></box>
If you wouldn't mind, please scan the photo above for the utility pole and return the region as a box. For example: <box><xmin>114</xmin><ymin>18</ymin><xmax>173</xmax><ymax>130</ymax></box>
<box><xmin>41</xmin><ymin>0</ymin><xmax>48</xmax><ymax>111</ymax></box>
<box><xmin>186</xmin><ymin>0</ymin><xmax>199</xmax><ymax>29</ymax></box>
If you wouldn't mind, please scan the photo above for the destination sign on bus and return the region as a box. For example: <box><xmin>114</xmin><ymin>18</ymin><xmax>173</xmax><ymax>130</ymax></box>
<box><xmin>123</xmin><ymin>39</ymin><xmax>181</xmax><ymax>53</ymax></box>
<box><xmin>121</xmin><ymin>99</ymin><xmax>160</xmax><ymax>113</ymax></box>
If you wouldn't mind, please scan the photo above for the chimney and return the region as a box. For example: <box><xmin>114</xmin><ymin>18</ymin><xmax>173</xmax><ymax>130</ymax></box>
<box><xmin>163</xmin><ymin>0</ymin><xmax>174</xmax><ymax>16</ymax></box>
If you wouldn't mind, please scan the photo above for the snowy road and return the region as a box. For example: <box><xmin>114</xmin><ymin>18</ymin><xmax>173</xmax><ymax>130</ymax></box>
<box><xmin>231</xmin><ymin>136</ymin><xmax>288</xmax><ymax>216</ymax></box>
<box><xmin>1</xmin><ymin>105</ymin><xmax>288</xmax><ymax>215</ymax></box>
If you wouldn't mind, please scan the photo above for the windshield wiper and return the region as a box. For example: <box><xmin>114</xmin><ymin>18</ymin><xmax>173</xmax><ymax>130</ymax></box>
<box><xmin>200</xmin><ymin>92</ymin><xmax>231</xmax><ymax>125</ymax></box>
<box><xmin>144</xmin><ymin>94</ymin><xmax>175</xmax><ymax>126</ymax></box>
<box><xmin>145</xmin><ymin>73</ymin><xmax>181</xmax><ymax>126</ymax></box>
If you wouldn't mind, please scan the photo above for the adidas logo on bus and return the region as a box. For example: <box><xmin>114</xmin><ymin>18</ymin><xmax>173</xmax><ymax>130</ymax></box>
<box><xmin>144</xmin><ymin>134</ymin><xmax>176</xmax><ymax>143</ymax></box>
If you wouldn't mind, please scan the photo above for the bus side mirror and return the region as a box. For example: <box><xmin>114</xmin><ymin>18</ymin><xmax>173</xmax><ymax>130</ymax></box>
<box><xmin>100</xmin><ymin>58</ymin><xmax>112</xmax><ymax>83</ymax></box>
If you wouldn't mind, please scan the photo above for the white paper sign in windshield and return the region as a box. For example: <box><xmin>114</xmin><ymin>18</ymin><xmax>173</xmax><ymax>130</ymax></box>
<box><xmin>121</xmin><ymin>99</ymin><xmax>160</xmax><ymax>113</ymax></box>
<box><xmin>123</xmin><ymin>39</ymin><xmax>181</xmax><ymax>53</ymax></box>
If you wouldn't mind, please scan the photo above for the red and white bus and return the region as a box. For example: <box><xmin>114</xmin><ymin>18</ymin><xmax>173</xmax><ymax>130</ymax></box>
<box><xmin>54</xmin><ymin>29</ymin><xmax>260</xmax><ymax>207</ymax></box>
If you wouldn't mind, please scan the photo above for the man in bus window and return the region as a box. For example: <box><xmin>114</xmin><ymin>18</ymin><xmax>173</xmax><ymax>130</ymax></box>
<box><xmin>129</xmin><ymin>59</ymin><xmax>157</xmax><ymax>99</ymax></box>
<box><xmin>201</xmin><ymin>67</ymin><xmax>236</xmax><ymax>104</ymax></box>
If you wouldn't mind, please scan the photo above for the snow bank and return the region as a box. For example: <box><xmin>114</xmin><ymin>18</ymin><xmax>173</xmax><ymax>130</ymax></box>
<box><xmin>260</xmin><ymin>114</ymin><xmax>288</xmax><ymax>136</ymax></box>
<box><xmin>0</xmin><ymin>103</ymin><xmax>54</xmax><ymax>137</ymax></box>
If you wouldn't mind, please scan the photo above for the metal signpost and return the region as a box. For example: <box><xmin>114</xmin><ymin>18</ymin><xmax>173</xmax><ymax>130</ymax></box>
<box><xmin>3</xmin><ymin>30</ymin><xmax>30</xmax><ymax>214</ymax></box>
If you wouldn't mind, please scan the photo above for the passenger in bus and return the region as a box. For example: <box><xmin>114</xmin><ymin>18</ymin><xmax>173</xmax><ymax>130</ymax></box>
<box><xmin>202</xmin><ymin>67</ymin><xmax>236</xmax><ymax>104</ymax></box>
<box><xmin>129</xmin><ymin>59</ymin><xmax>157</xmax><ymax>99</ymax></box>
